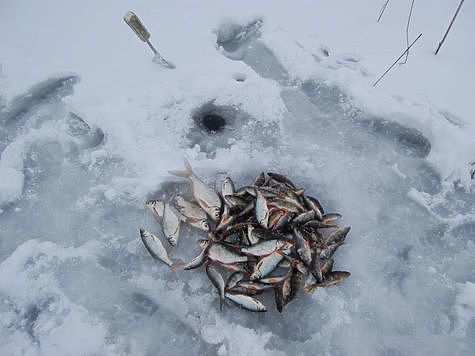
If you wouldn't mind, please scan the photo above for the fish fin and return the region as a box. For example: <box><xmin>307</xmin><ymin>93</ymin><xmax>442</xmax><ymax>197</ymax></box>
<box><xmin>171</xmin><ymin>261</ymin><xmax>185</xmax><ymax>272</ymax></box>
<box><xmin>168</xmin><ymin>158</ymin><xmax>193</xmax><ymax>178</ymax></box>
<box><xmin>304</xmin><ymin>284</ymin><xmax>317</xmax><ymax>293</ymax></box>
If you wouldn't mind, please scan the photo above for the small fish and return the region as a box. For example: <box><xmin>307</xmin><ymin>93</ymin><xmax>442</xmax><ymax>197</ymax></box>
<box><xmin>322</xmin><ymin>213</ymin><xmax>342</xmax><ymax>223</ymax></box>
<box><xmin>305</xmin><ymin>271</ymin><xmax>350</xmax><ymax>292</ymax></box>
<box><xmin>302</xmin><ymin>195</ymin><xmax>324</xmax><ymax>217</ymax></box>
<box><xmin>287</xmin><ymin>268</ymin><xmax>305</xmax><ymax>304</ymax></box>
<box><xmin>146</xmin><ymin>200</ymin><xmax>165</xmax><ymax>221</ymax></box>
<box><xmin>259</xmin><ymin>275</ymin><xmax>289</xmax><ymax>285</ymax></box>
<box><xmin>293</xmin><ymin>210</ymin><xmax>317</xmax><ymax>225</ymax></box>
<box><xmin>225</xmin><ymin>293</ymin><xmax>267</xmax><ymax>312</ymax></box>
<box><xmin>320</xmin><ymin>242</ymin><xmax>344</xmax><ymax>260</ymax></box>
<box><xmin>208</xmin><ymin>243</ymin><xmax>249</xmax><ymax>264</ymax></box>
<box><xmin>227</xmin><ymin>285</ymin><xmax>262</xmax><ymax>296</ymax></box>
<box><xmin>240</xmin><ymin>239</ymin><xmax>293</xmax><ymax>257</ymax></box>
<box><xmin>139</xmin><ymin>228</ymin><xmax>179</xmax><ymax>270</ymax></box>
<box><xmin>206</xmin><ymin>263</ymin><xmax>226</xmax><ymax>310</ymax></box>
<box><xmin>237</xmin><ymin>281</ymin><xmax>274</xmax><ymax>292</ymax></box>
<box><xmin>184</xmin><ymin>241</ymin><xmax>210</xmax><ymax>270</ymax></box>
<box><xmin>226</xmin><ymin>271</ymin><xmax>247</xmax><ymax>290</ymax></box>
<box><xmin>250</xmin><ymin>250</ymin><xmax>285</xmax><ymax>280</ymax></box>
<box><xmin>293</xmin><ymin>228</ymin><xmax>313</xmax><ymax>267</ymax></box>
<box><xmin>310</xmin><ymin>246</ymin><xmax>323</xmax><ymax>283</ymax></box>
<box><xmin>221</xmin><ymin>176</ymin><xmax>235</xmax><ymax>197</ymax></box>
<box><xmin>275</xmin><ymin>275</ymin><xmax>292</xmax><ymax>312</ymax></box>
<box><xmin>253</xmin><ymin>172</ymin><xmax>266</xmax><ymax>187</ymax></box>
<box><xmin>325</xmin><ymin>226</ymin><xmax>350</xmax><ymax>245</ymax></box>
<box><xmin>162</xmin><ymin>203</ymin><xmax>181</xmax><ymax>247</ymax></box>
<box><xmin>169</xmin><ymin>159</ymin><xmax>222</xmax><ymax>221</ymax></box>
<box><xmin>304</xmin><ymin>220</ymin><xmax>337</xmax><ymax>229</ymax></box>
<box><xmin>267</xmin><ymin>172</ymin><xmax>297</xmax><ymax>189</ymax></box>
<box><xmin>255</xmin><ymin>190</ymin><xmax>270</xmax><ymax>228</ymax></box>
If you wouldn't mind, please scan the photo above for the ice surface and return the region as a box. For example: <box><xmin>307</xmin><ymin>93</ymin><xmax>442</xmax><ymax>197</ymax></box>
<box><xmin>1</xmin><ymin>1</ymin><xmax>474</xmax><ymax>355</ymax></box>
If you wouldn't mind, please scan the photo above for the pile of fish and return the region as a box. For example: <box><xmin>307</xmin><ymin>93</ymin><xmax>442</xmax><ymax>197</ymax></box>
<box><xmin>139</xmin><ymin>159</ymin><xmax>351</xmax><ymax>313</ymax></box>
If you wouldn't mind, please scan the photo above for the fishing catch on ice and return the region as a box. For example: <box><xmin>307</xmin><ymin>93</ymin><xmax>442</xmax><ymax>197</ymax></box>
<box><xmin>138</xmin><ymin>159</ymin><xmax>351</xmax><ymax>313</ymax></box>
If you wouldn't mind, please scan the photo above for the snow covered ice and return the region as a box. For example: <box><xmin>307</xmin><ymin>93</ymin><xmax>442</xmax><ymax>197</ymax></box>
<box><xmin>1</xmin><ymin>1</ymin><xmax>475</xmax><ymax>355</ymax></box>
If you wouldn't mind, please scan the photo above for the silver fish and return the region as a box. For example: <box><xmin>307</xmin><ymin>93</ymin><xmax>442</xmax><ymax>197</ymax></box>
<box><xmin>162</xmin><ymin>203</ymin><xmax>181</xmax><ymax>247</ymax></box>
<box><xmin>184</xmin><ymin>241</ymin><xmax>209</xmax><ymax>270</ymax></box>
<box><xmin>304</xmin><ymin>220</ymin><xmax>337</xmax><ymax>229</ymax></box>
<box><xmin>258</xmin><ymin>275</ymin><xmax>289</xmax><ymax>285</ymax></box>
<box><xmin>287</xmin><ymin>268</ymin><xmax>305</xmax><ymax>304</ymax></box>
<box><xmin>253</xmin><ymin>172</ymin><xmax>266</xmax><ymax>187</ymax></box>
<box><xmin>226</xmin><ymin>271</ymin><xmax>247</xmax><ymax>290</ymax></box>
<box><xmin>325</xmin><ymin>226</ymin><xmax>350</xmax><ymax>245</ymax></box>
<box><xmin>302</xmin><ymin>195</ymin><xmax>324</xmax><ymax>217</ymax></box>
<box><xmin>255</xmin><ymin>190</ymin><xmax>269</xmax><ymax>228</ymax></box>
<box><xmin>250</xmin><ymin>250</ymin><xmax>285</xmax><ymax>280</ymax></box>
<box><xmin>320</xmin><ymin>242</ymin><xmax>344</xmax><ymax>260</ymax></box>
<box><xmin>306</xmin><ymin>271</ymin><xmax>350</xmax><ymax>292</ymax></box>
<box><xmin>208</xmin><ymin>243</ymin><xmax>249</xmax><ymax>264</ymax></box>
<box><xmin>237</xmin><ymin>281</ymin><xmax>274</xmax><ymax>292</ymax></box>
<box><xmin>310</xmin><ymin>246</ymin><xmax>323</xmax><ymax>283</ymax></box>
<box><xmin>267</xmin><ymin>172</ymin><xmax>297</xmax><ymax>190</ymax></box>
<box><xmin>225</xmin><ymin>293</ymin><xmax>267</xmax><ymax>312</ymax></box>
<box><xmin>293</xmin><ymin>228</ymin><xmax>313</xmax><ymax>267</ymax></box>
<box><xmin>221</xmin><ymin>176</ymin><xmax>235</xmax><ymax>197</ymax></box>
<box><xmin>275</xmin><ymin>275</ymin><xmax>292</xmax><ymax>312</ymax></box>
<box><xmin>206</xmin><ymin>263</ymin><xmax>226</xmax><ymax>310</ymax></box>
<box><xmin>293</xmin><ymin>210</ymin><xmax>317</xmax><ymax>225</ymax></box>
<box><xmin>139</xmin><ymin>228</ymin><xmax>176</xmax><ymax>269</ymax></box>
<box><xmin>169</xmin><ymin>159</ymin><xmax>222</xmax><ymax>221</ymax></box>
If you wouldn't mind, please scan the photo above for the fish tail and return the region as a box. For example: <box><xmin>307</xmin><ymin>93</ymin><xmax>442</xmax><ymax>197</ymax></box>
<box><xmin>219</xmin><ymin>296</ymin><xmax>228</xmax><ymax>311</ymax></box>
<box><xmin>168</xmin><ymin>158</ymin><xmax>193</xmax><ymax>178</ymax></box>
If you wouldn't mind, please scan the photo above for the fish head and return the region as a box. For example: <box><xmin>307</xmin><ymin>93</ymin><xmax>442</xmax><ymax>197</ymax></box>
<box><xmin>197</xmin><ymin>239</ymin><xmax>209</xmax><ymax>248</ymax></box>
<box><xmin>211</xmin><ymin>206</ymin><xmax>221</xmax><ymax>221</ymax></box>
<box><xmin>199</xmin><ymin>219</ymin><xmax>210</xmax><ymax>232</ymax></box>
